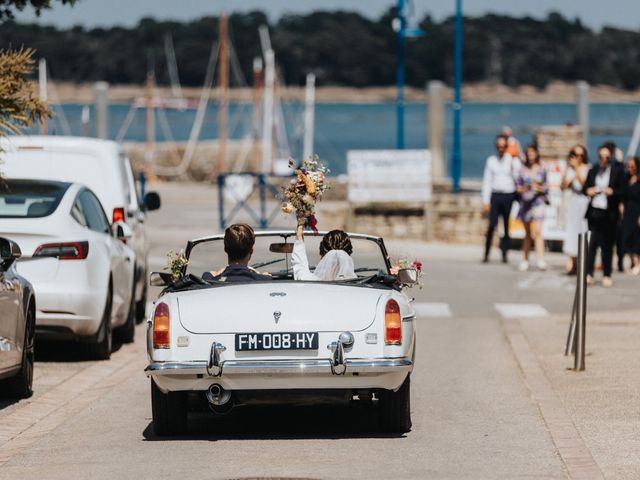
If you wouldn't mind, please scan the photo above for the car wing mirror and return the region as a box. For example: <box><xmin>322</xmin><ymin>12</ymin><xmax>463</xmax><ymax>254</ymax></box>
<box><xmin>397</xmin><ymin>268</ymin><xmax>418</xmax><ymax>285</ymax></box>
<box><xmin>0</xmin><ymin>237</ymin><xmax>21</xmax><ymax>271</ymax></box>
<box><xmin>149</xmin><ymin>271</ymin><xmax>173</xmax><ymax>287</ymax></box>
<box><xmin>144</xmin><ymin>191</ymin><xmax>161</xmax><ymax>211</ymax></box>
<box><xmin>114</xmin><ymin>221</ymin><xmax>133</xmax><ymax>241</ymax></box>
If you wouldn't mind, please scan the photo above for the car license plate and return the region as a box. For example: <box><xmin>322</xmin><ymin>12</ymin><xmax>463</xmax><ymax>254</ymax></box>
<box><xmin>235</xmin><ymin>332</ymin><xmax>318</xmax><ymax>351</ymax></box>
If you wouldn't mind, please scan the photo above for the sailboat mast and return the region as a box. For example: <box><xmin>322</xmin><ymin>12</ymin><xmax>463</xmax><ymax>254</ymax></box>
<box><xmin>218</xmin><ymin>14</ymin><xmax>229</xmax><ymax>174</ymax></box>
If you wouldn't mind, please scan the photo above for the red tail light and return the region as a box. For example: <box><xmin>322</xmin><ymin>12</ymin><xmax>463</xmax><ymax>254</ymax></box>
<box><xmin>112</xmin><ymin>207</ymin><xmax>125</xmax><ymax>224</ymax></box>
<box><xmin>33</xmin><ymin>241</ymin><xmax>89</xmax><ymax>260</ymax></box>
<box><xmin>384</xmin><ymin>299</ymin><xmax>402</xmax><ymax>345</ymax></box>
<box><xmin>153</xmin><ymin>303</ymin><xmax>170</xmax><ymax>349</ymax></box>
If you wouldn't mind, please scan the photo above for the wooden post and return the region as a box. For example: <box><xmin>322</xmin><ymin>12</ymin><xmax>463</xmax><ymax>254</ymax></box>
<box><xmin>252</xmin><ymin>57</ymin><xmax>264</xmax><ymax>172</ymax></box>
<box><xmin>93</xmin><ymin>81</ymin><xmax>109</xmax><ymax>140</ymax></box>
<box><xmin>38</xmin><ymin>58</ymin><xmax>48</xmax><ymax>135</ymax></box>
<box><xmin>303</xmin><ymin>73</ymin><xmax>316</xmax><ymax>161</ymax></box>
<box><xmin>217</xmin><ymin>14</ymin><xmax>229</xmax><ymax>174</ymax></box>
<box><xmin>262</xmin><ymin>49</ymin><xmax>275</xmax><ymax>174</ymax></box>
<box><xmin>145</xmin><ymin>71</ymin><xmax>156</xmax><ymax>181</ymax></box>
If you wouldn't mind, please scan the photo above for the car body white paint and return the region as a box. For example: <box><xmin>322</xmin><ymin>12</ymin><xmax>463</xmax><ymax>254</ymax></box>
<box><xmin>0</xmin><ymin>182</ymin><xmax>135</xmax><ymax>338</ymax></box>
<box><xmin>145</xmin><ymin>232</ymin><xmax>415</xmax><ymax>395</ymax></box>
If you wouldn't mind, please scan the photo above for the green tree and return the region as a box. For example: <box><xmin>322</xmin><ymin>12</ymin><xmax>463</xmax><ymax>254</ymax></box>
<box><xmin>0</xmin><ymin>0</ymin><xmax>76</xmax><ymax>21</ymax></box>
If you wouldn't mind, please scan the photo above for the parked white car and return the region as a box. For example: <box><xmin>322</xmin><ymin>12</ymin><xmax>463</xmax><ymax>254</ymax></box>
<box><xmin>0</xmin><ymin>135</ymin><xmax>160</xmax><ymax>324</ymax></box>
<box><xmin>0</xmin><ymin>179</ymin><xmax>135</xmax><ymax>359</ymax></box>
<box><xmin>145</xmin><ymin>231</ymin><xmax>417</xmax><ymax>435</ymax></box>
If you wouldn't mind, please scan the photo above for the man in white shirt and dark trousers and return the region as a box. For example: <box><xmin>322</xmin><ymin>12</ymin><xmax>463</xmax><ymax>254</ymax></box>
<box><xmin>482</xmin><ymin>135</ymin><xmax>520</xmax><ymax>263</ymax></box>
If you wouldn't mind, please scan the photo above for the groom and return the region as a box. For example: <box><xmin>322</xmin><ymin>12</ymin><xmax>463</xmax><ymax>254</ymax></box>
<box><xmin>203</xmin><ymin>223</ymin><xmax>271</xmax><ymax>282</ymax></box>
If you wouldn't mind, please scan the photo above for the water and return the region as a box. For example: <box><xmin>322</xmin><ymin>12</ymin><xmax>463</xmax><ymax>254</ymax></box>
<box><xmin>37</xmin><ymin>101</ymin><xmax>640</xmax><ymax>178</ymax></box>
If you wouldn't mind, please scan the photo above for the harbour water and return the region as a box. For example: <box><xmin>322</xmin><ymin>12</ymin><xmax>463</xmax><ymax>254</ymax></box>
<box><xmin>36</xmin><ymin>102</ymin><xmax>640</xmax><ymax>178</ymax></box>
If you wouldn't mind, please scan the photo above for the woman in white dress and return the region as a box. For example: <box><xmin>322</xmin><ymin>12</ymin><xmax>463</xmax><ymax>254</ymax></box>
<box><xmin>561</xmin><ymin>145</ymin><xmax>591</xmax><ymax>275</ymax></box>
<box><xmin>292</xmin><ymin>225</ymin><xmax>357</xmax><ymax>281</ymax></box>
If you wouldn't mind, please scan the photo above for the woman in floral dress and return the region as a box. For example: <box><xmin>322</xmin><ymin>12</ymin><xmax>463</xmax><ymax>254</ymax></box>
<box><xmin>516</xmin><ymin>145</ymin><xmax>549</xmax><ymax>271</ymax></box>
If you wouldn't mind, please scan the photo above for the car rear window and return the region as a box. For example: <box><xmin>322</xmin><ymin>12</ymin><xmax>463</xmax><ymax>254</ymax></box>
<box><xmin>0</xmin><ymin>179</ymin><xmax>70</xmax><ymax>218</ymax></box>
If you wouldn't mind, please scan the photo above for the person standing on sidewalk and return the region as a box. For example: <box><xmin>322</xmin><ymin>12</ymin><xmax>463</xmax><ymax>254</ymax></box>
<box><xmin>583</xmin><ymin>145</ymin><xmax>626</xmax><ymax>287</ymax></box>
<box><xmin>561</xmin><ymin>145</ymin><xmax>591</xmax><ymax>275</ymax></box>
<box><xmin>516</xmin><ymin>145</ymin><xmax>549</xmax><ymax>271</ymax></box>
<box><xmin>482</xmin><ymin>135</ymin><xmax>520</xmax><ymax>263</ymax></box>
<box><xmin>621</xmin><ymin>156</ymin><xmax>640</xmax><ymax>275</ymax></box>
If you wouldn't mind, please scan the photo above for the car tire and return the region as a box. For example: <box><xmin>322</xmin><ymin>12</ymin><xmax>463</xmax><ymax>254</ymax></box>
<box><xmin>115</xmin><ymin>285</ymin><xmax>136</xmax><ymax>344</ymax></box>
<box><xmin>379</xmin><ymin>373</ymin><xmax>412</xmax><ymax>433</ymax></box>
<box><xmin>151</xmin><ymin>379</ymin><xmax>188</xmax><ymax>436</ymax></box>
<box><xmin>135</xmin><ymin>283</ymin><xmax>147</xmax><ymax>324</ymax></box>
<box><xmin>1</xmin><ymin>302</ymin><xmax>35</xmax><ymax>399</ymax></box>
<box><xmin>83</xmin><ymin>285</ymin><xmax>112</xmax><ymax>360</ymax></box>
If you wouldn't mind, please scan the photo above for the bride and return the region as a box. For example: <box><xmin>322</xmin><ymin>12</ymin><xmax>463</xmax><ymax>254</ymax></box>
<box><xmin>292</xmin><ymin>225</ymin><xmax>357</xmax><ymax>281</ymax></box>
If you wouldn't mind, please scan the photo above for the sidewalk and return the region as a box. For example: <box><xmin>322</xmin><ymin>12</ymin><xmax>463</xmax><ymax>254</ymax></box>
<box><xmin>515</xmin><ymin>309</ymin><xmax>640</xmax><ymax>479</ymax></box>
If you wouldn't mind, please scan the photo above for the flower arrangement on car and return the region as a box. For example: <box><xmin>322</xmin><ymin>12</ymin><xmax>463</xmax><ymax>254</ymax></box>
<box><xmin>391</xmin><ymin>257</ymin><xmax>424</xmax><ymax>289</ymax></box>
<box><xmin>281</xmin><ymin>155</ymin><xmax>331</xmax><ymax>234</ymax></box>
<box><xmin>165</xmin><ymin>249</ymin><xmax>189</xmax><ymax>281</ymax></box>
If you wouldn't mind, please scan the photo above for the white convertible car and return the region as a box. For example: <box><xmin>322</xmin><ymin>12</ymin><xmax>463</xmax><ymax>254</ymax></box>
<box><xmin>145</xmin><ymin>231</ymin><xmax>417</xmax><ymax>435</ymax></box>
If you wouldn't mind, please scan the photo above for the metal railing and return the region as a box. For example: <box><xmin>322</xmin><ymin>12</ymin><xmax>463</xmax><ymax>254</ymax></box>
<box><xmin>564</xmin><ymin>232</ymin><xmax>590</xmax><ymax>371</ymax></box>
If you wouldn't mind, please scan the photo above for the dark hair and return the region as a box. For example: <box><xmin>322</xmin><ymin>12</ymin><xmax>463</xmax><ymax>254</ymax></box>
<box><xmin>569</xmin><ymin>144</ymin><xmax>589</xmax><ymax>164</ymax></box>
<box><xmin>224</xmin><ymin>223</ymin><xmax>255</xmax><ymax>262</ymax></box>
<box><xmin>319</xmin><ymin>230</ymin><xmax>352</xmax><ymax>257</ymax></box>
<box><xmin>628</xmin><ymin>156</ymin><xmax>639</xmax><ymax>169</ymax></box>
<box><xmin>603</xmin><ymin>141</ymin><xmax>617</xmax><ymax>157</ymax></box>
<box><xmin>495</xmin><ymin>135</ymin><xmax>508</xmax><ymax>145</ymax></box>
<box><xmin>525</xmin><ymin>144</ymin><xmax>540</xmax><ymax>167</ymax></box>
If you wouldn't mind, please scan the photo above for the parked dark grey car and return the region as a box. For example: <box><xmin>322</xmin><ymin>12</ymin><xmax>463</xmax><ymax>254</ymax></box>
<box><xmin>0</xmin><ymin>237</ymin><xmax>35</xmax><ymax>398</ymax></box>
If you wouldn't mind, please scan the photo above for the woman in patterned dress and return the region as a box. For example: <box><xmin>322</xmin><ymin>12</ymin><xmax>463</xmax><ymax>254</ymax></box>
<box><xmin>516</xmin><ymin>145</ymin><xmax>549</xmax><ymax>271</ymax></box>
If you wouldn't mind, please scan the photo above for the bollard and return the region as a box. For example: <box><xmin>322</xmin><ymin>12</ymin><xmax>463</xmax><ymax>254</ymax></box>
<box><xmin>573</xmin><ymin>232</ymin><xmax>590</xmax><ymax>371</ymax></box>
<box><xmin>564</xmin><ymin>289</ymin><xmax>577</xmax><ymax>356</ymax></box>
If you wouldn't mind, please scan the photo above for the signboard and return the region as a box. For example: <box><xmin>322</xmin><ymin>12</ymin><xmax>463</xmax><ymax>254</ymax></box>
<box><xmin>347</xmin><ymin>150</ymin><xmax>432</xmax><ymax>203</ymax></box>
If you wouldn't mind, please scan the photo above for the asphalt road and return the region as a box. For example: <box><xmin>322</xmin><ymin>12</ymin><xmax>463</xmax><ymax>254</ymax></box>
<box><xmin>1</xmin><ymin>183</ymin><xmax>636</xmax><ymax>479</ymax></box>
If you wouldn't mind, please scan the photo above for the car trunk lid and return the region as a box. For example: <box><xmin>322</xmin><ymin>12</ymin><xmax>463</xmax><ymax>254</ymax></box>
<box><xmin>177</xmin><ymin>282</ymin><xmax>382</xmax><ymax>334</ymax></box>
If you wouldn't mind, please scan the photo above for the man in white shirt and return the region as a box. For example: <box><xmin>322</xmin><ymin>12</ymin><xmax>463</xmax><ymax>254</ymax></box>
<box><xmin>482</xmin><ymin>135</ymin><xmax>521</xmax><ymax>263</ymax></box>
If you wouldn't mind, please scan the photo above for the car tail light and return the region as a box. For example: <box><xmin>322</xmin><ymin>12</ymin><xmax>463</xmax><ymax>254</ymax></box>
<box><xmin>384</xmin><ymin>299</ymin><xmax>402</xmax><ymax>345</ymax></box>
<box><xmin>112</xmin><ymin>207</ymin><xmax>125</xmax><ymax>224</ymax></box>
<box><xmin>33</xmin><ymin>241</ymin><xmax>89</xmax><ymax>260</ymax></box>
<box><xmin>153</xmin><ymin>303</ymin><xmax>170</xmax><ymax>349</ymax></box>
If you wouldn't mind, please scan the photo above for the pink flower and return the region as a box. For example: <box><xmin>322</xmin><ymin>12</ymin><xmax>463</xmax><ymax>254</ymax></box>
<box><xmin>390</xmin><ymin>265</ymin><xmax>400</xmax><ymax>275</ymax></box>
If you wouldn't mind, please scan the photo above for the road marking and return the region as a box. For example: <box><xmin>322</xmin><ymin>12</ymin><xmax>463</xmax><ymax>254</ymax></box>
<box><xmin>412</xmin><ymin>302</ymin><xmax>453</xmax><ymax>317</ymax></box>
<box><xmin>502</xmin><ymin>317</ymin><xmax>604</xmax><ymax>479</ymax></box>
<box><xmin>495</xmin><ymin>303</ymin><xmax>549</xmax><ymax>319</ymax></box>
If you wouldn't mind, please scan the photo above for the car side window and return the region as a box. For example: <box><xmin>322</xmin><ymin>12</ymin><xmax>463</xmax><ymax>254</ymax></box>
<box><xmin>79</xmin><ymin>190</ymin><xmax>111</xmax><ymax>234</ymax></box>
<box><xmin>70</xmin><ymin>196</ymin><xmax>89</xmax><ymax>227</ymax></box>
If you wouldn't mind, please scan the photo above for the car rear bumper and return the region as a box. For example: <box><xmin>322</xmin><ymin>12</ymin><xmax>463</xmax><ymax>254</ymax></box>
<box><xmin>145</xmin><ymin>357</ymin><xmax>413</xmax><ymax>392</ymax></box>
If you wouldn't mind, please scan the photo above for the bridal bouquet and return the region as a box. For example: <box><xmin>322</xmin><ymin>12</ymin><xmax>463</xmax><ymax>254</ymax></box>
<box><xmin>281</xmin><ymin>156</ymin><xmax>330</xmax><ymax>234</ymax></box>
<box><xmin>165</xmin><ymin>249</ymin><xmax>189</xmax><ymax>281</ymax></box>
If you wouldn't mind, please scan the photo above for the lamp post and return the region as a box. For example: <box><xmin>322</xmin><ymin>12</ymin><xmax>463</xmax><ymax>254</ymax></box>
<box><xmin>394</xmin><ymin>0</ymin><xmax>424</xmax><ymax>150</ymax></box>
<box><xmin>451</xmin><ymin>0</ymin><xmax>463</xmax><ymax>191</ymax></box>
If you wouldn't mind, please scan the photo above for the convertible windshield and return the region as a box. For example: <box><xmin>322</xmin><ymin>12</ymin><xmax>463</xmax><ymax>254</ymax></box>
<box><xmin>186</xmin><ymin>233</ymin><xmax>389</xmax><ymax>279</ymax></box>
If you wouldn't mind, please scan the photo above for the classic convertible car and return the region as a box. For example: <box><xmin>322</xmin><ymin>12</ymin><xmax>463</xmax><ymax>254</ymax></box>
<box><xmin>145</xmin><ymin>231</ymin><xmax>417</xmax><ymax>435</ymax></box>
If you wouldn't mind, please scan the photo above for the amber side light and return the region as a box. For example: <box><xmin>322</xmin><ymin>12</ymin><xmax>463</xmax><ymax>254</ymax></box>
<box><xmin>384</xmin><ymin>299</ymin><xmax>402</xmax><ymax>345</ymax></box>
<box><xmin>153</xmin><ymin>302</ymin><xmax>170</xmax><ymax>349</ymax></box>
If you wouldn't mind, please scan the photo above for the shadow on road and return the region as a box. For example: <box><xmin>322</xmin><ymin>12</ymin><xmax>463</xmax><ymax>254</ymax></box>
<box><xmin>142</xmin><ymin>405</ymin><xmax>406</xmax><ymax>441</ymax></box>
<box><xmin>35</xmin><ymin>338</ymin><xmax>124</xmax><ymax>362</ymax></box>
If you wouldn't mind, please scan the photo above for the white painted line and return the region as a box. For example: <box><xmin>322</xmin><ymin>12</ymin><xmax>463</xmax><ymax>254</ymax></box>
<box><xmin>494</xmin><ymin>303</ymin><xmax>550</xmax><ymax>319</ymax></box>
<box><xmin>412</xmin><ymin>302</ymin><xmax>453</xmax><ymax>318</ymax></box>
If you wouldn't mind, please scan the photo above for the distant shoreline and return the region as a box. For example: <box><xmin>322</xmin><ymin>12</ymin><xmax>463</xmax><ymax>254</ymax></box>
<box><xmin>46</xmin><ymin>81</ymin><xmax>640</xmax><ymax>104</ymax></box>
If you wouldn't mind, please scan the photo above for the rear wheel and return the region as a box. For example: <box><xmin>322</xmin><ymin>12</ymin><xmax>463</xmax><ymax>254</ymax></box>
<box><xmin>1</xmin><ymin>303</ymin><xmax>35</xmax><ymax>399</ymax></box>
<box><xmin>151</xmin><ymin>379</ymin><xmax>188</xmax><ymax>436</ymax></box>
<box><xmin>82</xmin><ymin>285</ymin><xmax>112</xmax><ymax>360</ymax></box>
<box><xmin>379</xmin><ymin>374</ymin><xmax>412</xmax><ymax>433</ymax></box>
<box><xmin>115</xmin><ymin>285</ymin><xmax>136</xmax><ymax>344</ymax></box>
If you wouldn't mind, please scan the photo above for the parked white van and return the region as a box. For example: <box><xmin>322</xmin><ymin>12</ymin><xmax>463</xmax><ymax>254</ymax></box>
<box><xmin>0</xmin><ymin>136</ymin><xmax>160</xmax><ymax>323</ymax></box>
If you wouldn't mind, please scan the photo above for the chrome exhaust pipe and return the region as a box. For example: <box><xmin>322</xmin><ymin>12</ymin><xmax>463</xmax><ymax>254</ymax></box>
<box><xmin>206</xmin><ymin>384</ymin><xmax>233</xmax><ymax>414</ymax></box>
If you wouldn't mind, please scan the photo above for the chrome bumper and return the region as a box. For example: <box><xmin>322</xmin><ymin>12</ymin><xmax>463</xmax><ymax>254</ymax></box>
<box><xmin>145</xmin><ymin>358</ymin><xmax>413</xmax><ymax>377</ymax></box>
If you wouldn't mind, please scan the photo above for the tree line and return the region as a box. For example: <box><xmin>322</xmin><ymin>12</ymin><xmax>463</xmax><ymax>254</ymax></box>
<box><xmin>2</xmin><ymin>9</ymin><xmax>640</xmax><ymax>90</ymax></box>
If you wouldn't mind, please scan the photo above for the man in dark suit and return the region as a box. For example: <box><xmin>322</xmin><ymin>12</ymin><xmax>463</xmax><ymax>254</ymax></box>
<box><xmin>203</xmin><ymin>223</ymin><xmax>271</xmax><ymax>282</ymax></box>
<box><xmin>583</xmin><ymin>145</ymin><xmax>626</xmax><ymax>287</ymax></box>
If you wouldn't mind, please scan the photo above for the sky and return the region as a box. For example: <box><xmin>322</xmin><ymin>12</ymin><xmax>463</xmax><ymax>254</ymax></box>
<box><xmin>11</xmin><ymin>0</ymin><xmax>640</xmax><ymax>31</ymax></box>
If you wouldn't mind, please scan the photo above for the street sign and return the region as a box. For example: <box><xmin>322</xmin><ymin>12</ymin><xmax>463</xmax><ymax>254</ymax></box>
<box><xmin>347</xmin><ymin>149</ymin><xmax>432</xmax><ymax>203</ymax></box>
